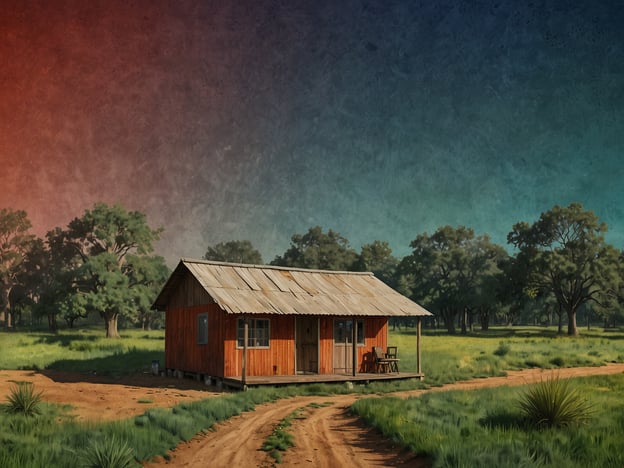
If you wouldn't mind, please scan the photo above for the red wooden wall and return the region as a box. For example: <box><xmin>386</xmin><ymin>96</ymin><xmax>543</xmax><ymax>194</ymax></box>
<box><xmin>164</xmin><ymin>272</ymin><xmax>390</xmax><ymax>377</ymax></box>
<box><xmin>165</xmin><ymin>303</ymin><xmax>225</xmax><ymax>376</ymax></box>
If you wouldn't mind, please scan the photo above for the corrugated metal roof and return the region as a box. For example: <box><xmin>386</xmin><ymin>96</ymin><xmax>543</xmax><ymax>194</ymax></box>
<box><xmin>153</xmin><ymin>258</ymin><xmax>433</xmax><ymax>317</ymax></box>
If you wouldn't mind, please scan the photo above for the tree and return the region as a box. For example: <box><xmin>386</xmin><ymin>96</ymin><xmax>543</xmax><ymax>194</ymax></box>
<box><xmin>204</xmin><ymin>240</ymin><xmax>263</xmax><ymax>264</ymax></box>
<box><xmin>397</xmin><ymin>226</ymin><xmax>504</xmax><ymax>334</ymax></box>
<box><xmin>0</xmin><ymin>208</ymin><xmax>35</xmax><ymax>329</ymax></box>
<box><xmin>53</xmin><ymin>203</ymin><xmax>166</xmax><ymax>337</ymax></box>
<box><xmin>507</xmin><ymin>202</ymin><xmax>621</xmax><ymax>336</ymax></box>
<box><xmin>128</xmin><ymin>255</ymin><xmax>170</xmax><ymax>330</ymax></box>
<box><xmin>271</xmin><ymin>226</ymin><xmax>358</xmax><ymax>270</ymax></box>
<box><xmin>353</xmin><ymin>240</ymin><xmax>398</xmax><ymax>286</ymax></box>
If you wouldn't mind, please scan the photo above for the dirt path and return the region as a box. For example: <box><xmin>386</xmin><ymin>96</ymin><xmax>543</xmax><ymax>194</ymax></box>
<box><xmin>144</xmin><ymin>364</ymin><xmax>624</xmax><ymax>468</ymax></box>
<box><xmin>0</xmin><ymin>370</ymin><xmax>221</xmax><ymax>421</ymax></box>
<box><xmin>2</xmin><ymin>365</ymin><xmax>623</xmax><ymax>466</ymax></box>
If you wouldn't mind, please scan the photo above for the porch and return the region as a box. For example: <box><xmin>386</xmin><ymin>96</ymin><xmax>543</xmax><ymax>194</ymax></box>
<box><xmin>223</xmin><ymin>371</ymin><xmax>424</xmax><ymax>389</ymax></box>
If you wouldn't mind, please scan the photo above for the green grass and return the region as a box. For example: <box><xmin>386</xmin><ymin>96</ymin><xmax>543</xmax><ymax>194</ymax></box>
<box><xmin>261</xmin><ymin>408</ymin><xmax>301</xmax><ymax>463</ymax></box>
<box><xmin>389</xmin><ymin>326</ymin><xmax>624</xmax><ymax>386</ymax></box>
<box><xmin>0</xmin><ymin>328</ymin><xmax>164</xmax><ymax>376</ymax></box>
<box><xmin>351</xmin><ymin>373</ymin><xmax>624</xmax><ymax>467</ymax></box>
<box><xmin>1</xmin><ymin>325</ymin><xmax>624</xmax><ymax>466</ymax></box>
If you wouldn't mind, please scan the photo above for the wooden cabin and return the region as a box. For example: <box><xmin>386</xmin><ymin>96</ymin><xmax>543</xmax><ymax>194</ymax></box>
<box><xmin>153</xmin><ymin>259</ymin><xmax>432</xmax><ymax>387</ymax></box>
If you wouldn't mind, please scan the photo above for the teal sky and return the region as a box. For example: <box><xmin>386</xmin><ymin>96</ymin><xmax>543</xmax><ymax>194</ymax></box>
<box><xmin>1</xmin><ymin>0</ymin><xmax>623</xmax><ymax>264</ymax></box>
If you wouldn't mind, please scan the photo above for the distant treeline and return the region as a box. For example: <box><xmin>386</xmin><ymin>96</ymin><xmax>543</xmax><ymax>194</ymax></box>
<box><xmin>1</xmin><ymin>202</ymin><xmax>623</xmax><ymax>337</ymax></box>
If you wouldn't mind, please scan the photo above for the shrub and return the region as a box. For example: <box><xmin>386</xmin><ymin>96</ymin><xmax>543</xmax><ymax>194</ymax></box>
<box><xmin>493</xmin><ymin>342</ymin><xmax>510</xmax><ymax>357</ymax></box>
<box><xmin>5</xmin><ymin>382</ymin><xmax>43</xmax><ymax>417</ymax></box>
<box><xmin>549</xmin><ymin>356</ymin><xmax>565</xmax><ymax>367</ymax></box>
<box><xmin>80</xmin><ymin>436</ymin><xmax>137</xmax><ymax>468</ymax></box>
<box><xmin>517</xmin><ymin>376</ymin><xmax>594</xmax><ymax>428</ymax></box>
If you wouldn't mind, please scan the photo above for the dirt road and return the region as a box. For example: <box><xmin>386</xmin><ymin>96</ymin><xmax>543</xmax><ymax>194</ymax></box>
<box><xmin>145</xmin><ymin>363</ymin><xmax>624</xmax><ymax>467</ymax></box>
<box><xmin>0</xmin><ymin>369</ymin><xmax>219</xmax><ymax>421</ymax></box>
<box><xmin>2</xmin><ymin>364</ymin><xmax>624</xmax><ymax>467</ymax></box>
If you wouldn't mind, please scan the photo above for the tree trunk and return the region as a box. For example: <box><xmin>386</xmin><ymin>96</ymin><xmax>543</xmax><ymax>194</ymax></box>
<box><xmin>557</xmin><ymin>304</ymin><xmax>564</xmax><ymax>334</ymax></box>
<box><xmin>47</xmin><ymin>313</ymin><xmax>58</xmax><ymax>333</ymax></box>
<box><xmin>567</xmin><ymin>309</ymin><xmax>579</xmax><ymax>336</ymax></box>
<box><xmin>441</xmin><ymin>308</ymin><xmax>456</xmax><ymax>334</ymax></box>
<box><xmin>460</xmin><ymin>309</ymin><xmax>467</xmax><ymax>335</ymax></box>
<box><xmin>480</xmin><ymin>309</ymin><xmax>490</xmax><ymax>331</ymax></box>
<box><xmin>2</xmin><ymin>286</ymin><xmax>12</xmax><ymax>330</ymax></box>
<box><xmin>104</xmin><ymin>313</ymin><xmax>120</xmax><ymax>338</ymax></box>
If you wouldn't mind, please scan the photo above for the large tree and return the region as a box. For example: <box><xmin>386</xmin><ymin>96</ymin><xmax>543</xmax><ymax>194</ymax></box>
<box><xmin>0</xmin><ymin>208</ymin><xmax>35</xmax><ymax>329</ymax></box>
<box><xmin>398</xmin><ymin>225</ymin><xmax>505</xmax><ymax>334</ymax></box>
<box><xmin>53</xmin><ymin>203</ymin><xmax>166</xmax><ymax>337</ymax></box>
<box><xmin>271</xmin><ymin>226</ymin><xmax>358</xmax><ymax>270</ymax></box>
<box><xmin>507</xmin><ymin>202</ymin><xmax>621</xmax><ymax>336</ymax></box>
<box><xmin>204</xmin><ymin>240</ymin><xmax>263</xmax><ymax>264</ymax></box>
<box><xmin>352</xmin><ymin>240</ymin><xmax>398</xmax><ymax>286</ymax></box>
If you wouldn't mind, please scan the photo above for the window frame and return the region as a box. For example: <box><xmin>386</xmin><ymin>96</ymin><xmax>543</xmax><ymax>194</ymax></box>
<box><xmin>197</xmin><ymin>313</ymin><xmax>208</xmax><ymax>345</ymax></box>
<box><xmin>333</xmin><ymin>319</ymin><xmax>366</xmax><ymax>347</ymax></box>
<box><xmin>236</xmin><ymin>318</ymin><xmax>270</xmax><ymax>349</ymax></box>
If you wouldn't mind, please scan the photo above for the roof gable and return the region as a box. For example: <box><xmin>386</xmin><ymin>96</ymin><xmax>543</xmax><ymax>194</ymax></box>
<box><xmin>153</xmin><ymin>258</ymin><xmax>432</xmax><ymax>317</ymax></box>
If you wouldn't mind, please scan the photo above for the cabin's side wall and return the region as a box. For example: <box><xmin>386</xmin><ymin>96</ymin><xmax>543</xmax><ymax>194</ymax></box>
<box><xmin>164</xmin><ymin>274</ymin><xmax>225</xmax><ymax>377</ymax></box>
<box><xmin>223</xmin><ymin>314</ymin><xmax>296</xmax><ymax>377</ymax></box>
<box><xmin>318</xmin><ymin>316</ymin><xmax>388</xmax><ymax>374</ymax></box>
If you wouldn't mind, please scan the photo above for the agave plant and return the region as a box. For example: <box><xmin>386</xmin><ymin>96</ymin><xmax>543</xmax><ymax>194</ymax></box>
<box><xmin>517</xmin><ymin>375</ymin><xmax>594</xmax><ymax>429</ymax></box>
<box><xmin>80</xmin><ymin>436</ymin><xmax>137</xmax><ymax>468</ymax></box>
<box><xmin>5</xmin><ymin>382</ymin><xmax>43</xmax><ymax>417</ymax></box>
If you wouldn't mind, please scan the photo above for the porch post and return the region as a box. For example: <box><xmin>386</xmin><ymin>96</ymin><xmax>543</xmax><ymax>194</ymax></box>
<box><xmin>417</xmin><ymin>316</ymin><xmax>422</xmax><ymax>375</ymax></box>
<box><xmin>242</xmin><ymin>317</ymin><xmax>248</xmax><ymax>387</ymax></box>
<box><xmin>352</xmin><ymin>318</ymin><xmax>357</xmax><ymax>376</ymax></box>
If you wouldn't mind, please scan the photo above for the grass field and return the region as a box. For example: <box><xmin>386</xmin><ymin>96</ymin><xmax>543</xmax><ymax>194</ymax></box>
<box><xmin>2</xmin><ymin>325</ymin><xmax>624</xmax><ymax>467</ymax></box>
<box><xmin>352</xmin><ymin>373</ymin><xmax>624</xmax><ymax>467</ymax></box>
<box><xmin>0</xmin><ymin>328</ymin><xmax>165</xmax><ymax>376</ymax></box>
<box><xmin>391</xmin><ymin>326</ymin><xmax>624</xmax><ymax>385</ymax></box>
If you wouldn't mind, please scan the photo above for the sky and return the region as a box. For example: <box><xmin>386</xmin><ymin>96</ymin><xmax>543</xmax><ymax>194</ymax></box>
<box><xmin>1</xmin><ymin>0</ymin><xmax>623</xmax><ymax>266</ymax></box>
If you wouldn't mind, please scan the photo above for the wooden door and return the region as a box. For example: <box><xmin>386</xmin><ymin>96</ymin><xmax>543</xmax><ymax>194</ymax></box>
<box><xmin>296</xmin><ymin>317</ymin><xmax>318</xmax><ymax>374</ymax></box>
<box><xmin>333</xmin><ymin>319</ymin><xmax>353</xmax><ymax>373</ymax></box>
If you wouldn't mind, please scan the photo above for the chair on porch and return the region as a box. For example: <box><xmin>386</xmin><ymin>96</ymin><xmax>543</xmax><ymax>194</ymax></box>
<box><xmin>373</xmin><ymin>346</ymin><xmax>392</xmax><ymax>373</ymax></box>
<box><xmin>386</xmin><ymin>346</ymin><xmax>400</xmax><ymax>372</ymax></box>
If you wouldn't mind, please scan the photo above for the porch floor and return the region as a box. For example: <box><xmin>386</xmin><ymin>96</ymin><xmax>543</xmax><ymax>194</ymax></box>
<box><xmin>223</xmin><ymin>372</ymin><xmax>424</xmax><ymax>389</ymax></box>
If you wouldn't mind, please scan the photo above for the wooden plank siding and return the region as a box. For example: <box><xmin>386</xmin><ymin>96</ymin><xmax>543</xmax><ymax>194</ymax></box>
<box><xmin>165</xmin><ymin>303</ymin><xmax>225</xmax><ymax>376</ymax></box>
<box><xmin>223</xmin><ymin>315</ymin><xmax>296</xmax><ymax>377</ymax></box>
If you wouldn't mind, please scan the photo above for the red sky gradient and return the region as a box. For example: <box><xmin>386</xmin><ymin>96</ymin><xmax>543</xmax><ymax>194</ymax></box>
<box><xmin>2</xmin><ymin>1</ymin><xmax>624</xmax><ymax>265</ymax></box>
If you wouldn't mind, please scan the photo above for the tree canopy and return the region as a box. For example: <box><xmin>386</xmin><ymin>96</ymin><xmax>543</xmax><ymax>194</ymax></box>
<box><xmin>0</xmin><ymin>208</ymin><xmax>35</xmax><ymax>329</ymax></box>
<box><xmin>1</xmin><ymin>200</ymin><xmax>623</xmax><ymax>336</ymax></box>
<box><xmin>398</xmin><ymin>225</ymin><xmax>506</xmax><ymax>334</ymax></box>
<box><xmin>271</xmin><ymin>226</ymin><xmax>358</xmax><ymax>270</ymax></box>
<box><xmin>49</xmin><ymin>203</ymin><xmax>167</xmax><ymax>337</ymax></box>
<box><xmin>204</xmin><ymin>240</ymin><xmax>263</xmax><ymax>264</ymax></box>
<box><xmin>507</xmin><ymin>202</ymin><xmax>621</xmax><ymax>336</ymax></box>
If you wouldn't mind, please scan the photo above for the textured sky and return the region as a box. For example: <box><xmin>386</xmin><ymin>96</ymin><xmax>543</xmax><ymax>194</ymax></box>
<box><xmin>1</xmin><ymin>0</ymin><xmax>623</xmax><ymax>265</ymax></box>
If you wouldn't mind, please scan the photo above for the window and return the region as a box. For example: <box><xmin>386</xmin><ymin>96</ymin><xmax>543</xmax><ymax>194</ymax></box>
<box><xmin>197</xmin><ymin>313</ymin><xmax>208</xmax><ymax>345</ymax></box>
<box><xmin>237</xmin><ymin>318</ymin><xmax>270</xmax><ymax>348</ymax></box>
<box><xmin>334</xmin><ymin>319</ymin><xmax>365</xmax><ymax>346</ymax></box>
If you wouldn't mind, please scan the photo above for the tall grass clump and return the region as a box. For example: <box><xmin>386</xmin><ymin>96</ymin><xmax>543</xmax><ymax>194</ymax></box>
<box><xmin>261</xmin><ymin>408</ymin><xmax>300</xmax><ymax>463</ymax></box>
<box><xmin>493</xmin><ymin>341</ymin><xmax>511</xmax><ymax>357</ymax></box>
<box><xmin>517</xmin><ymin>376</ymin><xmax>594</xmax><ymax>429</ymax></box>
<box><xmin>5</xmin><ymin>382</ymin><xmax>43</xmax><ymax>416</ymax></box>
<box><xmin>79</xmin><ymin>436</ymin><xmax>137</xmax><ymax>468</ymax></box>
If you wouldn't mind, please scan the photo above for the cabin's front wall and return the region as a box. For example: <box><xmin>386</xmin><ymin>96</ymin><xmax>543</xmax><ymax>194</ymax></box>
<box><xmin>219</xmin><ymin>315</ymin><xmax>389</xmax><ymax>377</ymax></box>
<box><xmin>223</xmin><ymin>314</ymin><xmax>296</xmax><ymax>377</ymax></box>
<box><xmin>318</xmin><ymin>316</ymin><xmax>388</xmax><ymax>373</ymax></box>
